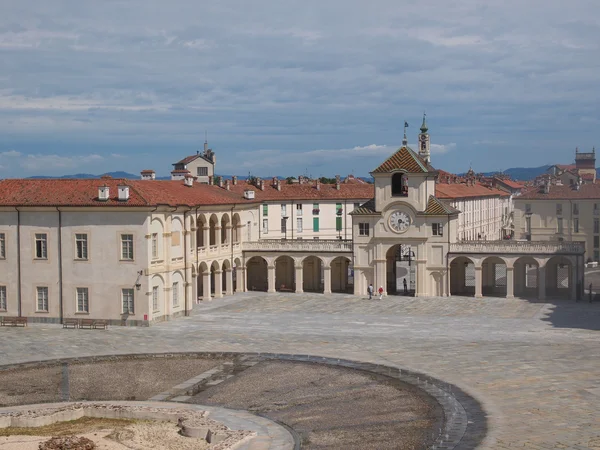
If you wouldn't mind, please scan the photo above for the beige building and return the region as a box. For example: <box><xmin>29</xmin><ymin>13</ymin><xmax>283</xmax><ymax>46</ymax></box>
<box><xmin>171</xmin><ymin>140</ymin><xmax>216</xmax><ymax>183</ymax></box>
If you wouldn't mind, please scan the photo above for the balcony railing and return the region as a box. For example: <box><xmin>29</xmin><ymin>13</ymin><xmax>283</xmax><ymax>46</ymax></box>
<box><xmin>243</xmin><ymin>239</ymin><xmax>352</xmax><ymax>253</ymax></box>
<box><xmin>450</xmin><ymin>240</ymin><xmax>585</xmax><ymax>255</ymax></box>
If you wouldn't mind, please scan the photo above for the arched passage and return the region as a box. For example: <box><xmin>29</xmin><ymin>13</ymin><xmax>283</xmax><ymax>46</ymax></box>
<box><xmin>234</xmin><ymin>257</ymin><xmax>243</xmax><ymax>292</ymax></box>
<box><xmin>450</xmin><ymin>256</ymin><xmax>475</xmax><ymax>296</ymax></box>
<box><xmin>196</xmin><ymin>215</ymin><xmax>207</xmax><ymax>249</ymax></box>
<box><xmin>209</xmin><ymin>214</ymin><xmax>219</xmax><ymax>246</ymax></box>
<box><xmin>247</xmin><ymin>256</ymin><xmax>268</xmax><ymax>292</ymax></box>
<box><xmin>481</xmin><ymin>256</ymin><xmax>507</xmax><ymax>297</ymax></box>
<box><xmin>221</xmin><ymin>214</ymin><xmax>230</xmax><ymax>245</ymax></box>
<box><xmin>302</xmin><ymin>256</ymin><xmax>323</xmax><ymax>292</ymax></box>
<box><xmin>546</xmin><ymin>256</ymin><xmax>574</xmax><ymax>299</ymax></box>
<box><xmin>514</xmin><ymin>256</ymin><xmax>539</xmax><ymax>298</ymax></box>
<box><xmin>276</xmin><ymin>255</ymin><xmax>296</xmax><ymax>291</ymax></box>
<box><xmin>331</xmin><ymin>256</ymin><xmax>351</xmax><ymax>293</ymax></box>
<box><xmin>222</xmin><ymin>259</ymin><xmax>232</xmax><ymax>295</ymax></box>
<box><xmin>386</xmin><ymin>244</ymin><xmax>416</xmax><ymax>295</ymax></box>
<box><xmin>232</xmin><ymin>213</ymin><xmax>241</xmax><ymax>244</ymax></box>
<box><xmin>210</xmin><ymin>260</ymin><xmax>221</xmax><ymax>297</ymax></box>
<box><xmin>198</xmin><ymin>262</ymin><xmax>209</xmax><ymax>300</ymax></box>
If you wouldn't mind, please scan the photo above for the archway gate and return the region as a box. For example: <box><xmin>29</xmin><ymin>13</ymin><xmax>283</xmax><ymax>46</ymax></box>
<box><xmin>448</xmin><ymin>241</ymin><xmax>585</xmax><ymax>300</ymax></box>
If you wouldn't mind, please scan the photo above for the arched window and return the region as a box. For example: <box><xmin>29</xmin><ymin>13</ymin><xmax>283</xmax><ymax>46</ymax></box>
<box><xmin>391</xmin><ymin>173</ymin><xmax>408</xmax><ymax>196</ymax></box>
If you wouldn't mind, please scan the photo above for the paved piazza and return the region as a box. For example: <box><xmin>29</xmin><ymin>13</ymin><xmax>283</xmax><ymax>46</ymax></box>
<box><xmin>2</xmin><ymin>292</ymin><xmax>600</xmax><ymax>449</ymax></box>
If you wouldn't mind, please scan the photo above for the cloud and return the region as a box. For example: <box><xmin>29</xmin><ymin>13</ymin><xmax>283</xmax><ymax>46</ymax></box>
<box><xmin>0</xmin><ymin>152</ymin><xmax>104</xmax><ymax>173</ymax></box>
<box><xmin>0</xmin><ymin>150</ymin><xmax>21</xmax><ymax>157</ymax></box>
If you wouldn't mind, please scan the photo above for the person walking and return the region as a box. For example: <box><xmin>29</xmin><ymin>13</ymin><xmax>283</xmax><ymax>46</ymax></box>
<box><xmin>368</xmin><ymin>283</ymin><xmax>374</xmax><ymax>300</ymax></box>
<box><xmin>378</xmin><ymin>286</ymin><xmax>384</xmax><ymax>300</ymax></box>
<box><xmin>403</xmin><ymin>278</ymin><xmax>408</xmax><ymax>295</ymax></box>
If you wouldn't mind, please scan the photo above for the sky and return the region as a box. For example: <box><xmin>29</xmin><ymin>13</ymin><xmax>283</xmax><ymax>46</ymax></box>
<box><xmin>1</xmin><ymin>0</ymin><xmax>599</xmax><ymax>178</ymax></box>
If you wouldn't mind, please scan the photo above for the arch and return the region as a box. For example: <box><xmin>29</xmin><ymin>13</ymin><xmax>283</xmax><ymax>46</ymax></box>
<box><xmin>209</xmin><ymin>214</ymin><xmax>219</xmax><ymax>246</ymax></box>
<box><xmin>221</xmin><ymin>213</ymin><xmax>230</xmax><ymax>245</ymax></box>
<box><xmin>276</xmin><ymin>255</ymin><xmax>296</xmax><ymax>292</ymax></box>
<box><xmin>246</xmin><ymin>256</ymin><xmax>268</xmax><ymax>292</ymax></box>
<box><xmin>302</xmin><ymin>255</ymin><xmax>322</xmax><ymax>292</ymax></box>
<box><xmin>386</xmin><ymin>244</ymin><xmax>417</xmax><ymax>295</ymax></box>
<box><xmin>430</xmin><ymin>272</ymin><xmax>444</xmax><ymax>297</ymax></box>
<box><xmin>221</xmin><ymin>259</ymin><xmax>231</xmax><ymax>294</ymax></box>
<box><xmin>545</xmin><ymin>255</ymin><xmax>575</xmax><ymax>299</ymax></box>
<box><xmin>210</xmin><ymin>260</ymin><xmax>220</xmax><ymax>295</ymax></box>
<box><xmin>151</xmin><ymin>274</ymin><xmax>165</xmax><ymax>316</ymax></box>
<box><xmin>197</xmin><ymin>261</ymin><xmax>209</xmax><ymax>301</ymax></box>
<box><xmin>450</xmin><ymin>256</ymin><xmax>475</xmax><ymax>296</ymax></box>
<box><xmin>391</xmin><ymin>172</ymin><xmax>408</xmax><ymax>197</ymax></box>
<box><xmin>150</xmin><ymin>218</ymin><xmax>164</xmax><ymax>260</ymax></box>
<box><xmin>196</xmin><ymin>214</ymin><xmax>208</xmax><ymax>249</ymax></box>
<box><xmin>481</xmin><ymin>256</ymin><xmax>508</xmax><ymax>297</ymax></box>
<box><xmin>170</xmin><ymin>217</ymin><xmax>183</xmax><ymax>258</ymax></box>
<box><xmin>331</xmin><ymin>256</ymin><xmax>351</xmax><ymax>293</ymax></box>
<box><xmin>171</xmin><ymin>271</ymin><xmax>185</xmax><ymax>309</ymax></box>
<box><xmin>232</xmin><ymin>213</ymin><xmax>242</xmax><ymax>243</ymax></box>
<box><xmin>514</xmin><ymin>256</ymin><xmax>539</xmax><ymax>298</ymax></box>
<box><xmin>234</xmin><ymin>257</ymin><xmax>243</xmax><ymax>292</ymax></box>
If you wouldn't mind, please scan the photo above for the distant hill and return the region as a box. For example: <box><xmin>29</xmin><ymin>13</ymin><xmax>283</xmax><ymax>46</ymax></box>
<box><xmin>28</xmin><ymin>171</ymin><xmax>170</xmax><ymax>180</ymax></box>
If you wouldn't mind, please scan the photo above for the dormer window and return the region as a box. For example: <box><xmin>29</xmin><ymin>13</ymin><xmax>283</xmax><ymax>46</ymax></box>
<box><xmin>391</xmin><ymin>173</ymin><xmax>408</xmax><ymax>197</ymax></box>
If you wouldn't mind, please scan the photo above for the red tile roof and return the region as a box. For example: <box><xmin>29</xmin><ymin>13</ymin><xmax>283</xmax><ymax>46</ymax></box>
<box><xmin>227</xmin><ymin>180</ymin><xmax>374</xmax><ymax>201</ymax></box>
<box><xmin>519</xmin><ymin>183</ymin><xmax>600</xmax><ymax>200</ymax></box>
<box><xmin>422</xmin><ymin>196</ymin><xmax>460</xmax><ymax>215</ymax></box>
<box><xmin>435</xmin><ymin>182</ymin><xmax>510</xmax><ymax>199</ymax></box>
<box><xmin>372</xmin><ymin>146</ymin><xmax>433</xmax><ymax>173</ymax></box>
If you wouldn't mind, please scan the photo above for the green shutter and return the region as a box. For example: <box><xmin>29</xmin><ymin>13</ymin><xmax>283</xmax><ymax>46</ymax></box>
<box><xmin>336</xmin><ymin>217</ymin><xmax>342</xmax><ymax>231</ymax></box>
<box><xmin>313</xmin><ymin>217</ymin><xmax>319</xmax><ymax>232</ymax></box>
<box><xmin>263</xmin><ymin>204</ymin><xmax>268</xmax><ymax>216</ymax></box>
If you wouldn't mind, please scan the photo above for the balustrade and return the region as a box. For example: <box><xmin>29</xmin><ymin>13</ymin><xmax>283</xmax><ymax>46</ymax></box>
<box><xmin>450</xmin><ymin>240</ymin><xmax>585</xmax><ymax>255</ymax></box>
<box><xmin>242</xmin><ymin>239</ymin><xmax>352</xmax><ymax>253</ymax></box>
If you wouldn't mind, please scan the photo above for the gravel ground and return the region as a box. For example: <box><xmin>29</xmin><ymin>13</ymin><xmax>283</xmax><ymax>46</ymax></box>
<box><xmin>190</xmin><ymin>360</ymin><xmax>441</xmax><ymax>450</ymax></box>
<box><xmin>0</xmin><ymin>366</ymin><xmax>63</xmax><ymax>407</ymax></box>
<box><xmin>69</xmin><ymin>358</ymin><xmax>225</xmax><ymax>401</ymax></box>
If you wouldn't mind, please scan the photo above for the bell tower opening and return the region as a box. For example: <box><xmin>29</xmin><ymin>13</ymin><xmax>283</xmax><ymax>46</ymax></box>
<box><xmin>391</xmin><ymin>173</ymin><xmax>408</xmax><ymax>197</ymax></box>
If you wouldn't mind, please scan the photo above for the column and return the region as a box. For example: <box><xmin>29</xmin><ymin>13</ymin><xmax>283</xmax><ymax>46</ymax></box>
<box><xmin>226</xmin><ymin>225</ymin><xmax>232</xmax><ymax>245</ymax></box>
<box><xmin>214</xmin><ymin>226</ymin><xmax>222</xmax><ymax>246</ymax></box>
<box><xmin>203</xmin><ymin>226</ymin><xmax>210</xmax><ymax>248</ymax></box>
<box><xmin>214</xmin><ymin>270</ymin><xmax>223</xmax><ymax>298</ymax></box>
<box><xmin>190</xmin><ymin>227</ymin><xmax>196</xmax><ymax>250</ymax></box>
<box><xmin>202</xmin><ymin>272</ymin><xmax>211</xmax><ymax>301</ymax></box>
<box><xmin>236</xmin><ymin>267</ymin><xmax>245</xmax><ymax>292</ymax></box>
<box><xmin>267</xmin><ymin>265</ymin><xmax>276</xmax><ymax>293</ymax></box>
<box><xmin>474</xmin><ymin>266</ymin><xmax>483</xmax><ymax>298</ymax></box>
<box><xmin>415</xmin><ymin>260</ymin><xmax>426</xmax><ymax>297</ymax></box>
<box><xmin>375</xmin><ymin>260</ymin><xmax>386</xmax><ymax>295</ymax></box>
<box><xmin>538</xmin><ymin>265</ymin><xmax>546</xmax><ymax>300</ymax></box>
<box><xmin>295</xmin><ymin>265</ymin><xmax>304</xmax><ymax>293</ymax></box>
<box><xmin>506</xmin><ymin>267</ymin><xmax>514</xmax><ymax>298</ymax></box>
<box><xmin>225</xmin><ymin>269</ymin><xmax>233</xmax><ymax>295</ymax></box>
<box><xmin>323</xmin><ymin>266</ymin><xmax>332</xmax><ymax>294</ymax></box>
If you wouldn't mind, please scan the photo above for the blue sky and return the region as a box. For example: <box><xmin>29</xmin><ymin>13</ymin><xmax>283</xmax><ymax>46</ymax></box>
<box><xmin>1</xmin><ymin>0</ymin><xmax>599</xmax><ymax>178</ymax></box>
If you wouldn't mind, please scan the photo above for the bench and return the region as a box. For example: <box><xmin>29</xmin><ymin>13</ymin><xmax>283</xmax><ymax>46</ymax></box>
<box><xmin>92</xmin><ymin>320</ymin><xmax>108</xmax><ymax>330</ymax></box>
<box><xmin>79</xmin><ymin>319</ymin><xmax>94</xmax><ymax>329</ymax></box>
<box><xmin>63</xmin><ymin>318</ymin><xmax>79</xmax><ymax>329</ymax></box>
<box><xmin>1</xmin><ymin>316</ymin><xmax>27</xmax><ymax>327</ymax></box>
<box><xmin>78</xmin><ymin>319</ymin><xmax>107</xmax><ymax>330</ymax></box>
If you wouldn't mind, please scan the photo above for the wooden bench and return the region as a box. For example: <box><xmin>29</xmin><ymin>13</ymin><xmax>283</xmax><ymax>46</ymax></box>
<box><xmin>92</xmin><ymin>320</ymin><xmax>108</xmax><ymax>330</ymax></box>
<box><xmin>1</xmin><ymin>316</ymin><xmax>27</xmax><ymax>327</ymax></box>
<box><xmin>78</xmin><ymin>319</ymin><xmax>108</xmax><ymax>330</ymax></box>
<box><xmin>79</xmin><ymin>318</ymin><xmax>94</xmax><ymax>329</ymax></box>
<box><xmin>63</xmin><ymin>318</ymin><xmax>79</xmax><ymax>329</ymax></box>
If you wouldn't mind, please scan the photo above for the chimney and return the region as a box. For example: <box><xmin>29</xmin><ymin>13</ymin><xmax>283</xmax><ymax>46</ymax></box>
<box><xmin>276</xmin><ymin>179</ymin><xmax>281</xmax><ymax>191</ymax></box>
<box><xmin>232</xmin><ymin>176</ymin><xmax>238</xmax><ymax>185</ymax></box>
<box><xmin>184</xmin><ymin>174</ymin><xmax>194</xmax><ymax>187</ymax></box>
<box><xmin>335</xmin><ymin>174</ymin><xmax>341</xmax><ymax>190</ymax></box>
<box><xmin>140</xmin><ymin>170</ymin><xmax>155</xmax><ymax>180</ymax></box>
<box><xmin>217</xmin><ymin>176</ymin><xmax>223</xmax><ymax>188</ymax></box>
<box><xmin>244</xmin><ymin>190</ymin><xmax>255</xmax><ymax>200</ymax></box>
<box><xmin>208</xmin><ymin>175</ymin><xmax>214</xmax><ymax>185</ymax></box>
<box><xmin>260</xmin><ymin>179</ymin><xmax>264</xmax><ymax>191</ymax></box>
<box><xmin>225</xmin><ymin>179</ymin><xmax>231</xmax><ymax>190</ymax></box>
<box><xmin>98</xmin><ymin>185</ymin><xmax>110</xmax><ymax>201</ymax></box>
<box><xmin>298</xmin><ymin>175</ymin><xmax>304</xmax><ymax>185</ymax></box>
<box><xmin>543</xmin><ymin>181</ymin><xmax>550</xmax><ymax>194</ymax></box>
<box><xmin>272</xmin><ymin>176</ymin><xmax>277</xmax><ymax>187</ymax></box>
<box><xmin>117</xmin><ymin>185</ymin><xmax>129</xmax><ymax>201</ymax></box>
<box><xmin>315</xmin><ymin>179</ymin><xmax>320</xmax><ymax>191</ymax></box>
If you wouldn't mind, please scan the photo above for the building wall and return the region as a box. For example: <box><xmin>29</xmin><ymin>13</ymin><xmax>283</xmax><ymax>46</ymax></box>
<box><xmin>447</xmin><ymin>195</ymin><xmax>511</xmax><ymax>241</ymax></box>
<box><xmin>186</xmin><ymin>158</ymin><xmax>214</xmax><ymax>184</ymax></box>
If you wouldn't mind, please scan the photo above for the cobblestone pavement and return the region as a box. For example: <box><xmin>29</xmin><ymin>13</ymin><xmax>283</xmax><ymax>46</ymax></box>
<box><xmin>2</xmin><ymin>293</ymin><xmax>600</xmax><ymax>449</ymax></box>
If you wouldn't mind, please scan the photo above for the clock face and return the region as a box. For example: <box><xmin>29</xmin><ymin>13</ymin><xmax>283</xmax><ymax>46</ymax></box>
<box><xmin>389</xmin><ymin>211</ymin><xmax>411</xmax><ymax>233</ymax></box>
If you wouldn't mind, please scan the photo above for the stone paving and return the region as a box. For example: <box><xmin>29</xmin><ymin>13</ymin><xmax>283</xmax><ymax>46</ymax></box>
<box><xmin>1</xmin><ymin>292</ymin><xmax>600</xmax><ymax>449</ymax></box>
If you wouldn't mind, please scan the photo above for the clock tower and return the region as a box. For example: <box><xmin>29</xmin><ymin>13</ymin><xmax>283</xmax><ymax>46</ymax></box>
<box><xmin>418</xmin><ymin>113</ymin><xmax>430</xmax><ymax>165</ymax></box>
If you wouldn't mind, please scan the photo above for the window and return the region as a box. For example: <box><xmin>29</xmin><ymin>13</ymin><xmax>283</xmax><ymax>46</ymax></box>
<box><xmin>313</xmin><ymin>203</ymin><xmax>319</xmax><ymax>215</ymax></box>
<box><xmin>595</xmin><ymin>203</ymin><xmax>599</xmax><ymax>216</ymax></box>
<box><xmin>556</xmin><ymin>203</ymin><xmax>562</xmax><ymax>215</ymax></box>
<box><xmin>526</xmin><ymin>216</ymin><xmax>532</xmax><ymax>235</ymax></box>
<box><xmin>76</xmin><ymin>287</ymin><xmax>89</xmax><ymax>313</ymax></box>
<box><xmin>281</xmin><ymin>204</ymin><xmax>287</xmax><ymax>217</ymax></box>
<box><xmin>152</xmin><ymin>233</ymin><xmax>158</xmax><ymax>259</ymax></box>
<box><xmin>122</xmin><ymin>289</ymin><xmax>134</xmax><ymax>314</ymax></box>
<box><xmin>262</xmin><ymin>219</ymin><xmax>268</xmax><ymax>234</ymax></box>
<box><xmin>297</xmin><ymin>218</ymin><xmax>303</xmax><ymax>232</ymax></box>
<box><xmin>75</xmin><ymin>234</ymin><xmax>88</xmax><ymax>260</ymax></box>
<box><xmin>262</xmin><ymin>204</ymin><xmax>268</xmax><ymax>216</ymax></box>
<box><xmin>354</xmin><ymin>203</ymin><xmax>360</xmax><ymax>210</ymax></box>
<box><xmin>313</xmin><ymin>217</ymin><xmax>319</xmax><ymax>232</ymax></box>
<box><xmin>152</xmin><ymin>286</ymin><xmax>159</xmax><ymax>311</ymax></box>
<box><xmin>121</xmin><ymin>234</ymin><xmax>134</xmax><ymax>260</ymax></box>
<box><xmin>172</xmin><ymin>282</ymin><xmax>179</xmax><ymax>307</ymax></box>
<box><xmin>197</xmin><ymin>167</ymin><xmax>208</xmax><ymax>176</ymax></box>
<box><xmin>391</xmin><ymin>173</ymin><xmax>408</xmax><ymax>196</ymax></box>
<box><xmin>296</xmin><ymin>204</ymin><xmax>303</xmax><ymax>216</ymax></box>
<box><xmin>557</xmin><ymin>218</ymin><xmax>563</xmax><ymax>234</ymax></box>
<box><xmin>525</xmin><ymin>204</ymin><xmax>531</xmax><ymax>213</ymax></box>
<box><xmin>595</xmin><ymin>219</ymin><xmax>599</xmax><ymax>234</ymax></box>
<box><xmin>595</xmin><ymin>250</ymin><xmax>600</xmax><ymax>262</ymax></box>
<box><xmin>573</xmin><ymin>203</ymin><xmax>579</xmax><ymax>215</ymax></box>
<box><xmin>0</xmin><ymin>286</ymin><xmax>6</xmax><ymax>310</ymax></box>
<box><xmin>359</xmin><ymin>223</ymin><xmax>370</xmax><ymax>236</ymax></box>
<box><xmin>336</xmin><ymin>203</ymin><xmax>343</xmax><ymax>215</ymax></box>
<box><xmin>0</xmin><ymin>233</ymin><xmax>5</xmax><ymax>258</ymax></box>
<box><xmin>35</xmin><ymin>233</ymin><xmax>47</xmax><ymax>259</ymax></box>
<box><xmin>36</xmin><ymin>287</ymin><xmax>48</xmax><ymax>312</ymax></box>
<box><xmin>432</xmin><ymin>223</ymin><xmax>443</xmax><ymax>236</ymax></box>
<box><xmin>336</xmin><ymin>217</ymin><xmax>342</xmax><ymax>231</ymax></box>
<box><xmin>280</xmin><ymin>217</ymin><xmax>287</xmax><ymax>233</ymax></box>
<box><xmin>574</xmin><ymin>218</ymin><xmax>579</xmax><ymax>233</ymax></box>
<box><xmin>595</xmin><ymin>236</ymin><xmax>600</xmax><ymax>249</ymax></box>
